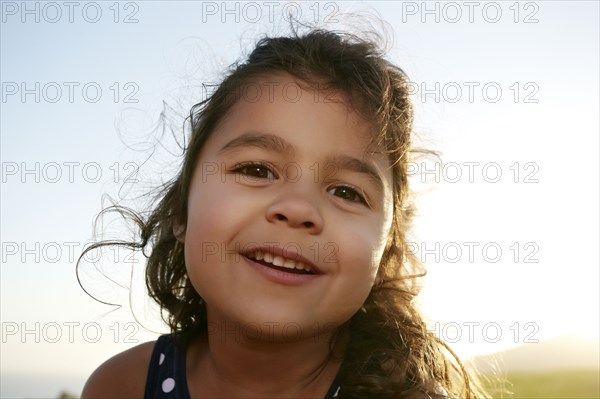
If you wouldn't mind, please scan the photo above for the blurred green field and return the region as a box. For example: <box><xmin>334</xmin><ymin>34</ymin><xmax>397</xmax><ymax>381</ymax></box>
<box><xmin>482</xmin><ymin>369</ymin><xmax>600</xmax><ymax>399</ymax></box>
<box><xmin>53</xmin><ymin>369</ymin><xmax>600</xmax><ymax>399</ymax></box>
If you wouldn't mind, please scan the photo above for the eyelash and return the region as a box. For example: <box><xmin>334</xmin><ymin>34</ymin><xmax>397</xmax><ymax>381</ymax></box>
<box><xmin>231</xmin><ymin>161</ymin><xmax>370</xmax><ymax>207</ymax></box>
<box><xmin>231</xmin><ymin>162</ymin><xmax>278</xmax><ymax>180</ymax></box>
<box><xmin>327</xmin><ymin>184</ymin><xmax>370</xmax><ymax>207</ymax></box>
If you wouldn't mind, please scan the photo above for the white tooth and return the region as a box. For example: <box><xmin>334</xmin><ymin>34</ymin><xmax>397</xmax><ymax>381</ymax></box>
<box><xmin>294</xmin><ymin>261</ymin><xmax>305</xmax><ymax>271</ymax></box>
<box><xmin>264</xmin><ymin>252</ymin><xmax>274</xmax><ymax>263</ymax></box>
<box><xmin>255</xmin><ymin>251</ymin><xmax>264</xmax><ymax>261</ymax></box>
<box><xmin>272</xmin><ymin>256</ymin><xmax>284</xmax><ymax>267</ymax></box>
<box><xmin>283</xmin><ymin>259</ymin><xmax>296</xmax><ymax>269</ymax></box>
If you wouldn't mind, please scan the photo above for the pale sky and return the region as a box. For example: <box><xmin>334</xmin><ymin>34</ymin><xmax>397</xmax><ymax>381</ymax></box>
<box><xmin>1</xmin><ymin>1</ymin><xmax>599</xmax><ymax>397</ymax></box>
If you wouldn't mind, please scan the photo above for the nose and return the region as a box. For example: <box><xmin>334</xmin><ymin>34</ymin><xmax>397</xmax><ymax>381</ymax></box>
<box><xmin>266</xmin><ymin>190</ymin><xmax>324</xmax><ymax>234</ymax></box>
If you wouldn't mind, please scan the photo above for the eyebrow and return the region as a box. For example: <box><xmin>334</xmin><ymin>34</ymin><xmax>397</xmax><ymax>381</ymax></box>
<box><xmin>218</xmin><ymin>132</ymin><xmax>294</xmax><ymax>156</ymax></box>
<box><xmin>218</xmin><ymin>132</ymin><xmax>384</xmax><ymax>192</ymax></box>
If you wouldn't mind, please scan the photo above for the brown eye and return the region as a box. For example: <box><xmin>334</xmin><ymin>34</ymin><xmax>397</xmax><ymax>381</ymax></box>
<box><xmin>233</xmin><ymin>163</ymin><xmax>276</xmax><ymax>180</ymax></box>
<box><xmin>328</xmin><ymin>185</ymin><xmax>368</xmax><ymax>206</ymax></box>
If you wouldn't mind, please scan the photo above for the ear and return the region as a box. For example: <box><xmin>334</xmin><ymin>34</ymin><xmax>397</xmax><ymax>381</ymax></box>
<box><xmin>172</xmin><ymin>215</ymin><xmax>186</xmax><ymax>243</ymax></box>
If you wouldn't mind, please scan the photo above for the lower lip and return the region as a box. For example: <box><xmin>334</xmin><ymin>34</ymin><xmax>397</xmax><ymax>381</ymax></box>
<box><xmin>243</xmin><ymin>256</ymin><xmax>321</xmax><ymax>286</ymax></box>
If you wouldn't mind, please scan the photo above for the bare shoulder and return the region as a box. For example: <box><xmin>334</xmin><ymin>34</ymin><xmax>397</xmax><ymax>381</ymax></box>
<box><xmin>81</xmin><ymin>340</ymin><xmax>156</xmax><ymax>399</ymax></box>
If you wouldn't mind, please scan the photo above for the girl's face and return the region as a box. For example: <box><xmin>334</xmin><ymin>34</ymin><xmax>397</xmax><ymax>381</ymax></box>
<box><xmin>179</xmin><ymin>73</ymin><xmax>394</xmax><ymax>342</ymax></box>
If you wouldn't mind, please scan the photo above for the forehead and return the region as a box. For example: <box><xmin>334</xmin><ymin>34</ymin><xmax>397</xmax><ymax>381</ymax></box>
<box><xmin>215</xmin><ymin>73</ymin><xmax>385</xmax><ymax>158</ymax></box>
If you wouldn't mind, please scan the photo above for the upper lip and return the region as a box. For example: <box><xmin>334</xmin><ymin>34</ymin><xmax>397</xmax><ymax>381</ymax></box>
<box><xmin>241</xmin><ymin>245</ymin><xmax>323</xmax><ymax>274</ymax></box>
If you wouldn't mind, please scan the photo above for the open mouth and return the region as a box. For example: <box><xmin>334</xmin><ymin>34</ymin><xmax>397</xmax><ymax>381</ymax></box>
<box><xmin>245</xmin><ymin>250</ymin><xmax>315</xmax><ymax>275</ymax></box>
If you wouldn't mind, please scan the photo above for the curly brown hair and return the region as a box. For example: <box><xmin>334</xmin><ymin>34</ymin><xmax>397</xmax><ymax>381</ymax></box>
<box><xmin>79</xmin><ymin>26</ymin><xmax>487</xmax><ymax>399</ymax></box>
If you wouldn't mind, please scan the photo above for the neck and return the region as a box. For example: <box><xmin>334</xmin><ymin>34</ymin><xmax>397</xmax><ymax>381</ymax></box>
<box><xmin>187</xmin><ymin>318</ymin><xmax>344</xmax><ymax>398</ymax></box>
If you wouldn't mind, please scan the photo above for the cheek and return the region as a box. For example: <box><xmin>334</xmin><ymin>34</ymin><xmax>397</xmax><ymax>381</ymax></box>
<box><xmin>346</xmin><ymin>230</ymin><xmax>385</xmax><ymax>278</ymax></box>
<box><xmin>322</xmin><ymin>232</ymin><xmax>381</xmax><ymax>324</ymax></box>
<box><xmin>333</xmin><ymin>217</ymin><xmax>392</xmax><ymax>315</ymax></box>
<box><xmin>331</xmin><ymin>220</ymin><xmax>388</xmax><ymax>293</ymax></box>
<box><xmin>184</xmin><ymin>176</ymin><xmax>251</xmax><ymax>240</ymax></box>
<box><xmin>355</xmin><ymin>208</ymin><xmax>392</xmax><ymax>261</ymax></box>
<box><xmin>185</xmin><ymin>195</ymin><xmax>226</xmax><ymax>250</ymax></box>
<box><xmin>182</xmin><ymin>180</ymin><xmax>237</xmax><ymax>289</ymax></box>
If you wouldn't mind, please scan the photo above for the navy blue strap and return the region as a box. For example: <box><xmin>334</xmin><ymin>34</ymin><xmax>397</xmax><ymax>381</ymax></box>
<box><xmin>144</xmin><ymin>335</ymin><xmax>191</xmax><ymax>399</ymax></box>
<box><xmin>324</xmin><ymin>373</ymin><xmax>342</xmax><ymax>398</ymax></box>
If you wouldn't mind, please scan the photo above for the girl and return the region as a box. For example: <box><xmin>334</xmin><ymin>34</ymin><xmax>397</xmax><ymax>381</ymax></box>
<box><xmin>80</xmin><ymin>26</ymin><xmax>484</xmax><ymax>399</ymax></box>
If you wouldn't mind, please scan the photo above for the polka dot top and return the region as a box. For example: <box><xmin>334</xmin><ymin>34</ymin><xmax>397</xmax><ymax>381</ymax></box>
<box><xmin>144</xmin><ymin>334</ymin><xmax>342</xmax><ymax>399</ymax></box>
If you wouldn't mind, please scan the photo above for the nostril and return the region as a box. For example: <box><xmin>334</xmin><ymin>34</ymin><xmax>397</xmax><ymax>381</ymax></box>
<box><xmin>269</xmin><ymin>211</ymin><xmax>319</xmax><ymax>231</ymax></box>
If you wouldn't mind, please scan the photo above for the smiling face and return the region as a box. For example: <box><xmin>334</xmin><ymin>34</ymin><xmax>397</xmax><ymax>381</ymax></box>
<box><xmin>177</xmin><ymin>74</ymin><xmax>394</xmax><ymax>342</ymax></box>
